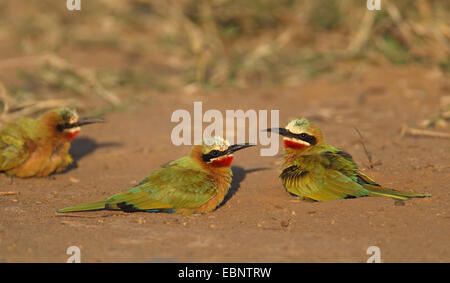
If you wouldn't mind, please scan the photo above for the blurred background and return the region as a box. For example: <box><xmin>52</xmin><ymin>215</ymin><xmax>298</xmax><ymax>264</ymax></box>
<box><xmin>0</xmin><ymin>0</ymin><xmax>448</xmax><ymax>124</ymax></box>
<box><xmin>0</xmin><ymin>1</ymin><xmax>449</xmax><ymax>263</ymax></box>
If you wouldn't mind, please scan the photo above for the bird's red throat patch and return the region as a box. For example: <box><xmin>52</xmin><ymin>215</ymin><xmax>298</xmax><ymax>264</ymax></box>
<box><xmin>65</xmin><ymin>130</ymin><xmax>80</xmax><ymax>141</ymax></box>
<box><xmin>283</xmin><ymin>138</ymin><xmax>309</xmax><ymax>150</ymax></box>
<box><xmin>210</xmin><ymin>155</ymin><xmax>234</xmax><ymax>167</ymax></box>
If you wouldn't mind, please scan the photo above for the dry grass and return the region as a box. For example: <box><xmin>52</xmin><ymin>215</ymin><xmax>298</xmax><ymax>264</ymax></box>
<box><xmin>0</xmin><ymin>0</ymin><xmax>448</xmax><ymax>120</ymax></box>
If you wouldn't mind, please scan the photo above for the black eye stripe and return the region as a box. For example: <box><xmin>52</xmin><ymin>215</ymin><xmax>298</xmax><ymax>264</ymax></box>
<box><xmin>289</xmin><ymin>132</ymin><xmax>317</xmax><ymax>145</ymax></box>
<box><xmin>202</xmin><ymin>149</ymin><xmax>227</xmax><ymax>162</ymax></box>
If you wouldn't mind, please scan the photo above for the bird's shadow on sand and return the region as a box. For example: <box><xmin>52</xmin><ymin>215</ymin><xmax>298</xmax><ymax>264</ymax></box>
<box><xmin>219</xmin><ymin>166</ymin><xmax>269</xmax><ymax>208</ymax></box>
<box><xmin>65</xmin><ymin>137</ymin><xmax>122</xmax><ymax>172</ymax></box>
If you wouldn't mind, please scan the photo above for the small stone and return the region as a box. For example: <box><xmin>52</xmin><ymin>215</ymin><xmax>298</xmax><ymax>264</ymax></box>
<box><xmin>280</xmin><ymin>220</ymin><xmax>290</xmax><ymax>228</ymax></box>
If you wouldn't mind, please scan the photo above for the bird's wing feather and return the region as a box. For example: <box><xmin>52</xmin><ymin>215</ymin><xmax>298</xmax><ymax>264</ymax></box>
<box><xmin>105</xmin><ymin>165</ymin><xmax>218</xmax><ymax>211</ymax></box>
<box><xmin>281</xmin><ymin>165</ymin><xmax>371</xmax><ymax>201</ymax></box>
<box><xmin>281</xmin><ymin>152</ymin><xmax>371</xmax><ymax>201</ymax></box>
<box><xmin>0</xmin><ymin>122</ymin><xmax>31</xmax><ymax>171</ymax></box>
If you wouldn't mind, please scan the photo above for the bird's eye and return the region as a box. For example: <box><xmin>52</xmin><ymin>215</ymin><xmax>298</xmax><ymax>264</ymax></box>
<box><xmin>210</xmin><ymin>150</ymin><xmax>220</xmax><ymax>156</ymax></box>
<box><xmin>299</xmin><ymin>133</ymin><xmax>308</xmax><ymax>139</ymax></box>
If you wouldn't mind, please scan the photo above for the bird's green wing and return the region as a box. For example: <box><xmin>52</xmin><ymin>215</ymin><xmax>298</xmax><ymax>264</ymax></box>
<box><xmin>282</xmin><ymin>149</ymin><xmax>429</xmax><ymax>201</ymax></box>
<box><xmin>104</xmin><ymin>164</ymin><xmax>218</xmax><ymax>211</ymax></box>
<box><xmin>281</xmin><ymin>165</ymin><xmax>371</xmax><ymax>201</ymax></box>
<box><xmin>281</xmin><ymin>152</ymin><xmax>371</xmax><ymax>201</ymax></box>
<box><xmin>320</xmin><ymin>150</ymin><xmax>380</xmax><ymax>186</ymax></box>
<box><xmin>0</xmin><ymin>121</ymin><xmax>32</xmax><ymax>171</ymax></box>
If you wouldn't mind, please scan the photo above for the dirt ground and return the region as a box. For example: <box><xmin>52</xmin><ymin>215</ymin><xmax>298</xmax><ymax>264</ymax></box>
<box><xmin>0</xmin><ymin>65</ymin><xmax>449</xmax><ymax>262</ymax></box>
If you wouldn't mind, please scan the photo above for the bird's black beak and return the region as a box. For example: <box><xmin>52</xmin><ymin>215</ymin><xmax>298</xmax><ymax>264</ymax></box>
<box><xmin>62</xmin><ymin>117</ymin><xmax>106</xmax><ymax>129</ymax></box>
<box><xmin>263</xmin><ymin>127</ymin><xmax>291</xmax><ymax>137</ymax></box>
<box><xmin>227</xmin><ymin>143</ymin><xmax>256</xmax><ymax>154</ymax></box>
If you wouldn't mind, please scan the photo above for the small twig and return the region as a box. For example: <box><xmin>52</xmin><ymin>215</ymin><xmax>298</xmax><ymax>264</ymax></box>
<box><xmin>0</xmin><ymin>191</ymin><xmax>20</xmax><ymax>196</ymax></box>
<box><xmin>400</xmin><ymin>125</ymin><xmax>450</xmax><ymax>139</ymax></box>
<box><xmin>385</xmin><ymin>0</ymin><xmax>414</xmax><ymax>47</ymax></box>
<box><xmin>354</xmin><ymin>127</ymin><xmax>376</xmax><ymax>169</ymax></box>
<box><xmin>347</xmin><ymin>10</ymin><xmax>375</xmax><ymax>53</ymax></box>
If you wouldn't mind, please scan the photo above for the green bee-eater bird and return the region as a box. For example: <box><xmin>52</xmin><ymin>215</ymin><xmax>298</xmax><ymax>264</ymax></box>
<box><xmin>0</xmin><ymin>107</ymin><xmax>105</xmax><ymax>178</ymax></box>
<box><xmin>265</xmin><ymin>118</ymin><xmax>431</xmax><ymax>202</ymax></box>
<box><xmin>57</xmin><ymin>136</ymin><xmax>255</xmax><ymax>215</ymax></box>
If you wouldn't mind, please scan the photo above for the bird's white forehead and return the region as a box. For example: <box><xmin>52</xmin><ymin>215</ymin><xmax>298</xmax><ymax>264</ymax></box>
<box><xmin>203</xmin><ymin>136</ymin><xmax>230</xmax><ymax>152</ymax></box>
<box><xmin>285</xmin><ymin>119</ymin><xmax>309</xmax><ymax>134</ymax></box>
<box><xmin>69</xmin><ymin>112</ymin><xmax>79</xmax><ymax>124</ymax></box>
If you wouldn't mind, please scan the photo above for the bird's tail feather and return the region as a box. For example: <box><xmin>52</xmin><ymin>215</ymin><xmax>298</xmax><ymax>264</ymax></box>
<box><xmin>57</xmin><ymin>200</ymin><xmax>106</xmax><ymax>213</ymax></box>
<box><xmin>364</xmin><ymin>184</ymin><xmax>431</xmax><ymax>200</ymax></box>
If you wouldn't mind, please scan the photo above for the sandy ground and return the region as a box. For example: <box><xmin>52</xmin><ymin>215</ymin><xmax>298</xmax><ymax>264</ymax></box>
<box><xmin>0</xmin><ymin>65</ymin><xmax>449</xmax><ymax>262</ymax></box>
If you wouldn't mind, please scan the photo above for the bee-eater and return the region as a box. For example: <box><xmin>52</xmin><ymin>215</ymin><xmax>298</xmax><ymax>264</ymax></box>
<box><xmin>57</xmin><ymin>136</ymin><xmax>255</xmax><ymax>215</ymax></box>
<box><xmin>265</xmin><ymin>118</ymin><xmax>431</xmax><ymax>202</ymax></box>
<box><xmin>0</xmin><ymin>107</ymin><xmax>105</xmax><ymax>178</ymax></box>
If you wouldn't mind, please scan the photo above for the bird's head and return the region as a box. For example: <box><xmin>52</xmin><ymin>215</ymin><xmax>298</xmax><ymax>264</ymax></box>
<box><xmin>264</xmin><ymin>118</ymin><xmax>323</xmax><ymax>151</ymax></box>
<box><xmin>42</xmin><ymin>107</ymin><xmax>105</xmax><ymax>141</ymax></box>
<box><xmin>200</xmin><ymin>136</ymin><xmax>255</xmax><ymax>167</ymax></box>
